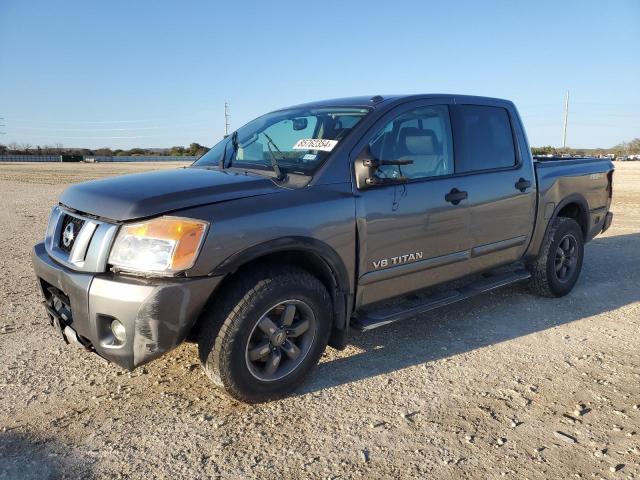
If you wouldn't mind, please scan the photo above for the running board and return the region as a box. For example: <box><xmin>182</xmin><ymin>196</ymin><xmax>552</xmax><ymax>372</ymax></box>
<box><xmin>351</xmin><ymin>269</ymin><xmax>531</xmax><ymax>332</ymax></box>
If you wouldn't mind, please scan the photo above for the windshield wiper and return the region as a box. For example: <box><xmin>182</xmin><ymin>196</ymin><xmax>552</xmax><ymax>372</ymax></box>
<box><xmin>231</xmin><ymin>131</ymin><xmax>239</xmax><ymax>153</ymax></box>
<box><xmin>218</xmin><ymin>131</ymin><xmax>238</xmax><ymax>169</ymax></box>
<box><xmin>261</xmin><ymin>132</ymin><xmax>286</xmax><ymax>181</ymax></box>
<box><xmin>226</xmin><ymin>131</ymin><xmax>239</xmax><ymax>169</ymax></box>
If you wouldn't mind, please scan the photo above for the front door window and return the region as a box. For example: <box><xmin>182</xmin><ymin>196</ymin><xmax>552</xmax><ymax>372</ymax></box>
<box><xmin>367</xmin><ymin>105</ymin><xmax>454</xmax><ymax>180</ymax></box>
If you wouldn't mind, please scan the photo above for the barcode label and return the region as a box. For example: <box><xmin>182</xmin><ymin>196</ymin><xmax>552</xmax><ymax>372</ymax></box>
<box><xmin>292</xmin><ymin>139</ymin><xmax>338</xmax><ymax>152</ymax></box>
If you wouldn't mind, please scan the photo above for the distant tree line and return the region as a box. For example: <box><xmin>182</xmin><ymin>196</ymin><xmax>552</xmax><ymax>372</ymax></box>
<box><xmin>2</xmin><ymin>138</ymin><xmax>638</xmax><ymax>158</ymax></box>
<box><xmin>0</xmin><ymin>142</ymin><xmax>210</xmax><ymax>157</ymax></box>
<box><xmin>612</xmin><ymin>138</ymin><xmax>640</xmax><ymax>155</ymax></box>
<box><xmin>529</xmin><ymin>137</ymin><xmax>640</xmax><ymax>157</ymax></box>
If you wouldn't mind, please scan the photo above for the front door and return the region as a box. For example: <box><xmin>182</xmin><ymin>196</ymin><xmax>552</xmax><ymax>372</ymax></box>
<box><xmin>353</xmin><ymin>101</ymin><xmax>473</xmax><ymax>308</ymax></box>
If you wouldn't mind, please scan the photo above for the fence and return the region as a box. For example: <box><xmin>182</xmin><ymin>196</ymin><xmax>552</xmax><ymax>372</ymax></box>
<box><xmin>0</xmin><ymin>155</ymin><xmax>197</xmax><ymax>163</ymax></box>
<box><xmin>0</xmin><ymin>155</ymin><xmax>61</xmax><ymax>162</ymax></box>
<box><xmin>89</xmin><ymin>155</ymin><xmax>197</xmax><ymax>163</ymax></box>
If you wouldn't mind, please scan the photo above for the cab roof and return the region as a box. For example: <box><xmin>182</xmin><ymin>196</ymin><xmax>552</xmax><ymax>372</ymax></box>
<box><xmin>279</xmin><ymin>94</ymin><xmax>514</xmax><ymax>112</ymax></box>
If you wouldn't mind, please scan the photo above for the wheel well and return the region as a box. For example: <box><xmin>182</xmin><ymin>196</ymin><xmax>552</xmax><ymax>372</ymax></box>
<box><xmin>229</xmin><ymin>250</ymin><xmax>339</xmax><ymax>297</ymax></box>
<box><xmin>188</xmin><ymin>249</ymin><xmax>345</xmax><ymax>342</ymax></box>
<box><xmin>556</xmin><ymin>202</ymin><xmax>588</xmax><ymax>238</ymax></box>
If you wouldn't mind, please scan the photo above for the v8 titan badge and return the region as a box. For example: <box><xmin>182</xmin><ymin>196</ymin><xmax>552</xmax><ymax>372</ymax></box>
<box><xmin>292</xmin><ymin>138</ymin><xmax>338</xmax><ymax>152</ymax></box>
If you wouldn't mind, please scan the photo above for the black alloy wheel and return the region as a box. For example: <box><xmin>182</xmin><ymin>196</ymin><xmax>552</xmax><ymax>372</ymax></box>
<box><xmin>527</xmin><ymin>216</ymin><xmax>584</xmax><ymax>298</ymax></box>
<box><xmin>245</xmin><ymin>300</ymin><xmax>316</xmax><ymax>382</ymax></box>
<box><xmin>197</xmin><ymin>266</ymin><xmax>332</xmax><ymax>403</ymax></box>
<box><xmin>554</xmin><ymin>233</ymin><xmax>578</xmax><ymax>282</ymax></box>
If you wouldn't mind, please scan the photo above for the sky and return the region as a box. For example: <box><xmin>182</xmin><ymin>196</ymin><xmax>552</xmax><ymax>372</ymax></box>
<box><xmin>0</xmin><ymin>0</ymin><xmax>639</xmax><ymax>150</ymax></box>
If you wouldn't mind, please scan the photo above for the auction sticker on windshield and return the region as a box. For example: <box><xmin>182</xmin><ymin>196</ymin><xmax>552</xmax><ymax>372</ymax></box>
<box><xmin>292</xmin><ymin>139</ymin><xmax>338</xmax><ymax>152</ymax></box>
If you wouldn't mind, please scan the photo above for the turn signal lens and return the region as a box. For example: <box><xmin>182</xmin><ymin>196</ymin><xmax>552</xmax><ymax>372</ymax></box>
<box><xmin>108</xmin><ymin>216</ymin><xmax>208</xmax><ymax>274</ymax></box>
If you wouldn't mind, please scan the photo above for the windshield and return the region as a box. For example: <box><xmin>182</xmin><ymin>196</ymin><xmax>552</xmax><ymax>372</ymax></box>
<box><xmin>193</xmin><ymin>107</ymin><xmax>371</xmax><ymax>175</ymax></box>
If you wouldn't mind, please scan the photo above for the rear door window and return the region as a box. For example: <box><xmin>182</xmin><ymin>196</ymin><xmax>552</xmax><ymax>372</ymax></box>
<box><xmin>450</xmin><ymin>105</ymin><xmax>516</xmax><ymax>173</ymax></box>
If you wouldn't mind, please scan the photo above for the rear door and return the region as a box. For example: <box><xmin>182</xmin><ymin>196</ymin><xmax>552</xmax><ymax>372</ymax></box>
<box><xmin>449</xmin><ymin>102</ymin><xmax>536</xmax><ymax>273</ymax></box>
<box><xmin>352</xmin><ymin>99</ymin><xmax>475</xmax><ymax>308</ymax></box>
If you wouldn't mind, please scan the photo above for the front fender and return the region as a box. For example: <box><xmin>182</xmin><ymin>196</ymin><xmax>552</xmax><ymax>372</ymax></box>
<box><xmin>212</xmin><ymin>236</ymin><xmax>350</xmax><ymax>292</ymax></box>
<box><xmin>211</xmin><ymin>237</ymin><xmax>353</xmax><ymax>344</ymax></box>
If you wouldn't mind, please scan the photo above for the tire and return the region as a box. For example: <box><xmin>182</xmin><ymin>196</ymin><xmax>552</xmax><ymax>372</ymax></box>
<box><xmin>527</xmin><ymin>217</ymin><xmax>584</xmax><ymax>298</ymax></box>
<box><xmin>198</xmin><ymin>266</ymin><xmax>332</xmax><ymax>403</ymax></box>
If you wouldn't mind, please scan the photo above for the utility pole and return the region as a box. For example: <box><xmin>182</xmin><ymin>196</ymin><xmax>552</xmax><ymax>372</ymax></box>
<box><xmin>0</xmin><ymin>117</ymin><xmax>5</xmax><ymax>135</ymax></box>
<box><xmin>224</xmin><ymin>103</ymin><xmax>230</xmax><ymax>137</ymax></box>
<box><xmin>562</xmin><ymin>90</ymin><xmax>569</xmax><ymax>149</ymax></box>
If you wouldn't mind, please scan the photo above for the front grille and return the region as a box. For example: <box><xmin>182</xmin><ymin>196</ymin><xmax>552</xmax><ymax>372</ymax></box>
<box><xmin>59</xmin><ymin>214</ymin><xmax>85</xmax><ymax>253</ymax></box>
<box><xmin>45</xmin><ymin>206</ymin><xmax>118</xmax><ymax>272</ymax></box>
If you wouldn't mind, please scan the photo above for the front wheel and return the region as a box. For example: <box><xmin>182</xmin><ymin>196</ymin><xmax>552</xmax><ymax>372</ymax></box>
<box><xmin>527</xmin><ymin>217</ymin><xmax>584</xmax><ymax>297</ymax></box>
<box><xmin>198</xmin><ymin>267</ymin><xmax>332</xmax><ymax>403</ymax></box>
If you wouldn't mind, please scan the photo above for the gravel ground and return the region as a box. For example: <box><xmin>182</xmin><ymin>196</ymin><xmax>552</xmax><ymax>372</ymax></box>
<box><xmin>1</xmin><ymin>161</ymin><xmax>639</xmax><ymax>480</ymax></box>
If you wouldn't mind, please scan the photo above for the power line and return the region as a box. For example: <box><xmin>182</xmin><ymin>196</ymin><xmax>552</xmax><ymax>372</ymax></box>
<box><xmin>11</xmin><ymin>123</ymin><xmax>213</xmax><ymax>132</ymax></box>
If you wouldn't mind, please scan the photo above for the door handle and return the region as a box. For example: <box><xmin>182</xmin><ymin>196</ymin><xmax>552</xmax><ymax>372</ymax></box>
<box><xmin>515</xmin><ymin>177</ymin><xmax>531</xmax><ymax>192</ymax></box>
<box><xmin>444</xmin><ymin>188</ymin><xmax>468</xmax><ymax>205</ymax></box>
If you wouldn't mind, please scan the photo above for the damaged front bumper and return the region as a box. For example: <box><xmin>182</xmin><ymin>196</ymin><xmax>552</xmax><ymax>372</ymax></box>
<box><xmin>31</xmin><ymin>242</ymin><xmax>221</xmax><ymax>370</ymax></box>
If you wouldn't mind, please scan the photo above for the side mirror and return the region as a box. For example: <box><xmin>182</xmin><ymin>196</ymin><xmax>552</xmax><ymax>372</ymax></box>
<box><xmin>292</xmin><ymin>118</ymin><xmax>308</xmax><ymax>131</ymax></box>
<box><xmin>354</xmin><ymin>146</ymin><xmax>413</xmax><ymax>189</ymax></box>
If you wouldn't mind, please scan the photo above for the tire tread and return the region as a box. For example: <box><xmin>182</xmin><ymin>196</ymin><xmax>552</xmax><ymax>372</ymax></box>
<box><xmin>198</xmin><ymin>266</ymin><xmax>330</xmax><ymax>402</ymax></box>
<box><xmin>527</xmin><ymin>216</ymin><xmax>582</xmax><ymax>298</ymax></box>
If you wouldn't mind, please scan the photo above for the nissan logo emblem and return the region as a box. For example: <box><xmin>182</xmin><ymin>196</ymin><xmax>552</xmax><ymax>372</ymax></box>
<box><xmin>62</xmin><ymin>222</ymin><xmax>75</xmax><ymax>248</ymax></box>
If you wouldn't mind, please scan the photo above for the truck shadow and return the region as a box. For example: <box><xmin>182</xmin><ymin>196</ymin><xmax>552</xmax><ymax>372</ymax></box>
<box><xmin>301</xmin><ymin>232</ymin><xmax>639</xmax><ymax>395</ymax></box>
<box><xmin>0</xmin><ymin>432</ymin><xmax>94</xmax><ymax>480</ymax></box>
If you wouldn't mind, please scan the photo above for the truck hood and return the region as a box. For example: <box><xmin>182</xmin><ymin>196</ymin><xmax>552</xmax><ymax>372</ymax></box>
<box><xmin>59</xmin><ymin>167</ymin><xmax>282</xmax><ymax>221</ymax></box>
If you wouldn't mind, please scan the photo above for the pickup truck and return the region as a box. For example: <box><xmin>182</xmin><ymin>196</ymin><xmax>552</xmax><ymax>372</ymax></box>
<box><xmin>31</xmin><ymin>94</ymin><xmax>614</xmax><ymax>402</ymax></box>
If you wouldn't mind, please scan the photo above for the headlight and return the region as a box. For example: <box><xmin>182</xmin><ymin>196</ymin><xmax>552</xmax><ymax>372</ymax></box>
<box><xmin>108</xmin><ymin>216</ymin><xmax>208</xmax><ymax>275</ymax></box>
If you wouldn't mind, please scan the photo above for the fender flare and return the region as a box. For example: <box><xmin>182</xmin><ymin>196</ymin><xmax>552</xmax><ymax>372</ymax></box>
<box><xmin>548</xmin><ymin>193</ymin><xmax>590</xmax><ymax>237</ymax></box>
<box><xmin>211</xmin><ymin>236</ymin><xmax>352</xmax><ymax>334</ymax></box>
<box><xmin>533</xmin><ymin>194</ymin><xmax>590</xmax><ymax>258</ymax></box>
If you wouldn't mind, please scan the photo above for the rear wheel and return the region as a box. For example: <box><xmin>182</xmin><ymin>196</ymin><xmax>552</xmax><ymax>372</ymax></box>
<box><xmin>198</xmin><ymin>266</ymin><xmax>331</xmax><ymax>403</ymax></box>
<box><xmin>527</xmin><ymin>217</ymin><xmax>584</xmax><ymax>297</ymax></box>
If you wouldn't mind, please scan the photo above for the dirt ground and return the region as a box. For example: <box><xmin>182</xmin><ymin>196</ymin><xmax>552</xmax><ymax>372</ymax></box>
<box><xmin>1</xmin><ymin>161</ymin><xmax>638</xmax><ymax>480</ymax></box>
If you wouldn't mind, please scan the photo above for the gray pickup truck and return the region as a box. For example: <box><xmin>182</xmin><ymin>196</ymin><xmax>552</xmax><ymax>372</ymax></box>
<box><xmin>31</xmin><ymin>94</ymin><xmax>614</xmax><ymax>402</ymax></box>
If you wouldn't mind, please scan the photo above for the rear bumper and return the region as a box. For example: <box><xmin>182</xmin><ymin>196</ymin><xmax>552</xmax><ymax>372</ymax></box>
<box><xmin>31</xmin><ymin>242</ymin><xmax>221</xmax><ymax>370</ymax></box>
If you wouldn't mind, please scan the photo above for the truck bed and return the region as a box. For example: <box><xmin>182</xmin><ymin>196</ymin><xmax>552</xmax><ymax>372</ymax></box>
<box><xmin>525</xmin><ymin>155</ymin><xmax>614</xmax><ymax>259</ymax></box>
<box><xmin>533</xmin><ymin>156</ymin><xmax>606</xmax><ymax>164</ymax></box>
